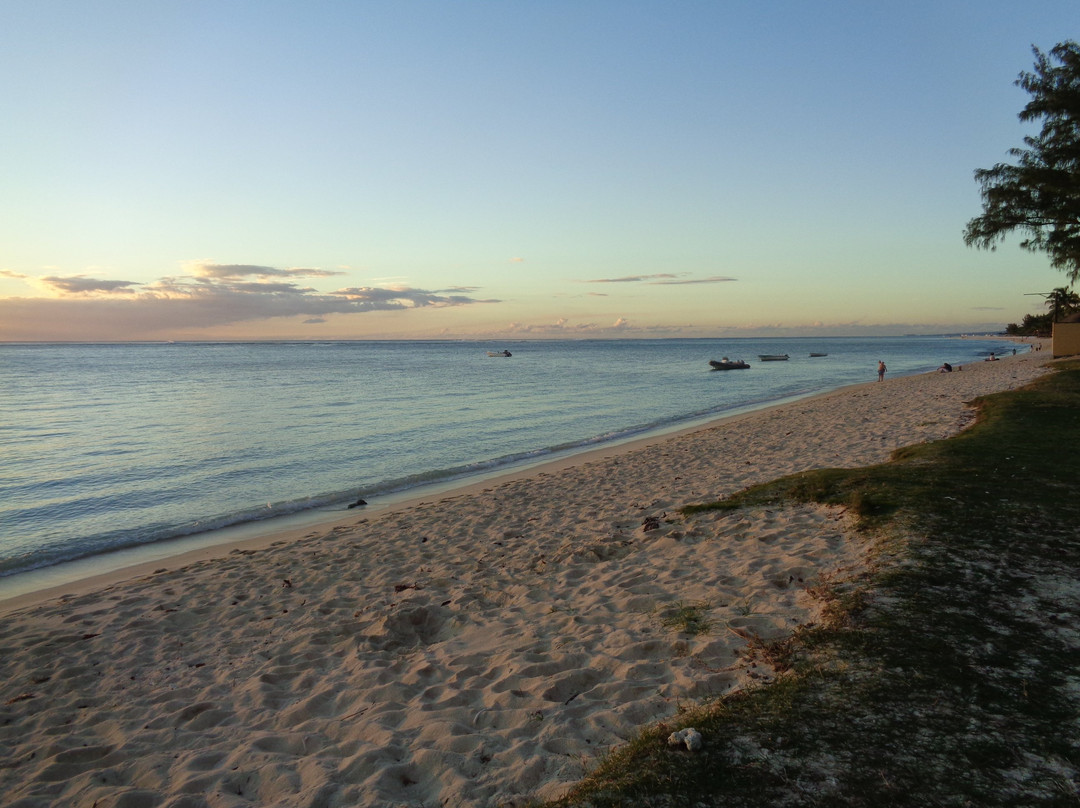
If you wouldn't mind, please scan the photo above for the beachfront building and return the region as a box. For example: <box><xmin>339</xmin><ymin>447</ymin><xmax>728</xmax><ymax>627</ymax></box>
<box><xmin>1052</xmin><ymin>315</ymin><xmax>1080</xmax><ymax>357</ymax></box>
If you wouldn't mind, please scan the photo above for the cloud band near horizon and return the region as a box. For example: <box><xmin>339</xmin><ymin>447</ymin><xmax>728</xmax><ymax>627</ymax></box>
<box><xmin>0</xmin><ymin>263</ymin><xmax>500</xmax><ymax>339</ymax></box>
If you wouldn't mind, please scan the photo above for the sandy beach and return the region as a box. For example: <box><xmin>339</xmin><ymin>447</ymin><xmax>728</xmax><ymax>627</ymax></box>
<box><xmin>0</xmin><ymin>350</ymin><xmax>1052</xmax><ymax>808</ymax></box>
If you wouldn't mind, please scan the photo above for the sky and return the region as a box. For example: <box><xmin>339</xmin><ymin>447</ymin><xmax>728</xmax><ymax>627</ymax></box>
<box><xmin>1</xmin><ymin>1</ymin><xmax>1077</xmax><ymax>342</ymax></box>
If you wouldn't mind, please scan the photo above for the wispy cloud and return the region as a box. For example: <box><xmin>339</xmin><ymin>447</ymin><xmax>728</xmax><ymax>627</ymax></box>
<box><xmin>188</xmin><ymin>262</ymin><xmax>346</xmax><ymax>281</ymax></box>
<box><xmin>506</xmin><ymin>319</ymin><xmax>600</xmax><ymax>335</ymax></box>
<box><xmin>582</xmin><ymin>273</ymin><xmax>737</xmax><ymax>285</ymax></box>
<box><xmin>331</xmin><ymin>285</ymin><xmax>499</xmax><ymax>309</ymax></box>
<box><xmin>502</xmin><ymin>316</ymin><xmax>645</xmax><ymax>336</ymax></box>
<box><xmin>650</xmin><ymin>275</ymin><xmax>738</xmax><ymax>285</ymax></box>
<box><xmin>584</xmin><ymin>273</ymin><xmax>682</xmax><ymax>283</ymax></box>
<box><xmin>41</xmin><ymin>276</ymin><xmax>143</xmax><ymax>294</ymax></box>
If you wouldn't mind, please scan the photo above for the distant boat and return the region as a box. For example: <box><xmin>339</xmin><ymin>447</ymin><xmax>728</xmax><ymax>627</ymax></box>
<box><xmin>486</xmin><ymin>350</ymin><xmax>512</xmax><ymax>357</ymax></box>
<box><xmin>758</xmin><ymin>354</ymin><xmax>789</xmax><ymax>361</ymax></box>
<box><xmin>709</xmin><ymin>358</ymin><xmax>750</xmax><ymax>370</ymax></box>
<box><xmin>809</xmin><ymin>352</ymin><xmax>828</xmax><ymax>357</ymax></box>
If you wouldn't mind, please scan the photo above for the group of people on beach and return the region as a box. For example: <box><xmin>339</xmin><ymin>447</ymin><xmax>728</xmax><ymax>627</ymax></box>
<box><xmin>880</xmin><ymin>345</ymin><xmax>1025</xmax><ymax>380</ymax></box>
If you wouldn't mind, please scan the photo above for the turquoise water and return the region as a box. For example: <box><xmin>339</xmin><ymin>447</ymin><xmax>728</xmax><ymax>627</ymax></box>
<box><xmin>0</xmin><ymin>336</ymin><xmax>1016</xmax><ymax>578</ymax></box>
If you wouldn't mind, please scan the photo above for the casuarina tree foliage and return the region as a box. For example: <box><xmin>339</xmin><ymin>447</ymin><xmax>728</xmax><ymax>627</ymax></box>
<box><xmin>964</xmin><ymin>41</ymin><xmax>1080</xmax><ymax>283</ymax></box>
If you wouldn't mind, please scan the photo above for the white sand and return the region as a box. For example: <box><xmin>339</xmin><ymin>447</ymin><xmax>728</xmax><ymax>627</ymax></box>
<box><xmin>0</xmin><ymin>350</ymin><xmax>1052</xmax><ymax>808</ymax></box>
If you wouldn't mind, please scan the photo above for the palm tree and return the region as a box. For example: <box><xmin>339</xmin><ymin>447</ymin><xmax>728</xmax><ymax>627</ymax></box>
<box><xmin>1046</xmin><ymin>287</ymin><xmax>1080</xmax><ymax>322</ymax></box>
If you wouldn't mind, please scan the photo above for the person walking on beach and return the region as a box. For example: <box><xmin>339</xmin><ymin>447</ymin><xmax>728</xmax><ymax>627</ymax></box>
<box><xmin>877</xmin><ymin>360</ymin><xmax>886</xmax><ymax>382</ymax></box>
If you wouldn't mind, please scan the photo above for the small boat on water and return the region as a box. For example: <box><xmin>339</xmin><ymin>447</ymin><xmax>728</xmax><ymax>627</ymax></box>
<box><xmin>758</xmin><ymin>354</ymin><xmax>789</xmax><ymax>361</ymax></box>
<box><xmin>809</xmin><ymin>352</ymin><xmax>828</xmax><ymax>357</ymax></box>
<box><xmin>709</xmin><ymin>358</ymin><xmax>750</xmax><ymax>370</ymax></box>
<box><xmin>486</xmin><ymin>350</ymin><xmax>512</xmax><ymax>357</ymax></box>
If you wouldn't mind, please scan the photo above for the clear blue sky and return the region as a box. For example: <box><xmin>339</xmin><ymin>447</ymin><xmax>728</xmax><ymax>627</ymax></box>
<box><xmin>1</xmin><ymin>1</ymin><xmax>1075</xmax><ymax>340</ymax></box>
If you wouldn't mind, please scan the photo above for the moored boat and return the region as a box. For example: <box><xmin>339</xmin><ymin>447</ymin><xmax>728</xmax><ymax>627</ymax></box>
<box><xmin>486</xmin><ymin>350</ymin><xmax>513</xmax><ymax>357</ymax></box>
<box><xmin>709</xmin><ymin>358</ymin><xmax>750</xmax><ymax>370</ymax></box>
<box><xmin>758</xmin><ymin>354</ymin><xmax>789</xmax><ymax>361</ymax></box>
<box><xmin>809</xmin><ymin>352</ymin><xmax>828</xmax><ymax>357</ymax></box>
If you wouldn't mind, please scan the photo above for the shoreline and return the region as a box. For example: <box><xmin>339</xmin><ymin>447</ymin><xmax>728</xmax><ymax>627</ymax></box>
<box><xmin>0</xmin><ymin>383</ymin><xmax>860</xmax><ymax>613</ymax></box>
<box><xmin>1</xmin><ymin>336</ymin><xmax>1025</xmax><ymax>603</ymax></box>
<box><xmin>0</xmin><ymin>341</ymin><xmax>1038</xmax><ymax>611</ymax></box>
<box><xmin>0</xmin><ymin>369</ymin><xmax>922</xmax><ymax>611</ymax></box>
<box><xmin>0</xmin><ymin>349</ymin><xmax>1054</xmax><ymax>807</ymax></box>
<box><xmin>0</xmin><ymin>361</ymin><xmax>975</xmax><ymax>614</ymax></box>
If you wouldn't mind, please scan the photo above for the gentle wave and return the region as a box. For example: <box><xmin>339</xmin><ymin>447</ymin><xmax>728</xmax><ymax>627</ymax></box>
<box><xmin>0</xmin><ymin>378</ymin><xmax>912</xmax><ymax>576</ymax></box>
<box><xmin>0</xmin><ymin>337</ymin><xmax>1019</xmax><ymax>579</ymax></box>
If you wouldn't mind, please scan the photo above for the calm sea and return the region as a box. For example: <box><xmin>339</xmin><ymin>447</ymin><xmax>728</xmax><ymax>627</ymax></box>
<box><xmin>0</xmin><ymin>336</ymin><xmax>1017</xmax><ymax>586</ymax></box>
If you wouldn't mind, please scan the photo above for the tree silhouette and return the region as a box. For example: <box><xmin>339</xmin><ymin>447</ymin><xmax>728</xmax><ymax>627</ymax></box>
<box><xmin>964</xmin><ymin>42</ymin><xmax>1080</xmax><ymax>282</ymax></box>
<box><xmin>1045</xmin><ymin>286</ymin><xmax>1080</xmax><ymax>322</ymax></box>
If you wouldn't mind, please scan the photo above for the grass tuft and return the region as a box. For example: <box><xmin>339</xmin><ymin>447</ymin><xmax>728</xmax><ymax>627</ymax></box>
<box><xmin>660</xmin><ymin>601</ymin><xmax>713</xmax><ymax>636</ymax></box>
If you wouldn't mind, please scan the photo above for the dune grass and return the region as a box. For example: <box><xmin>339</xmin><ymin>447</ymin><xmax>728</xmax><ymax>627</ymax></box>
<box><xmin>660</xmin><ymin>600</ymin><xmax>713</xmax><ymax>637</ymax></box>
<box><xmin>547</xmin><ymin>358</ymin><xmax>1080</xmax><ymax>807</ymax></box>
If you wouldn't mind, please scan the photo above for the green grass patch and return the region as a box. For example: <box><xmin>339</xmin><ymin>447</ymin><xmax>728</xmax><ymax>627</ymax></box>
<box><xmin>660</xmin><ymin>600</ymin><xmax>713</xmax><ymax>636</ymax></box>
<box><xmin>547</xmin><ymin>359</ymin><xmax>1080</xmax><ymax>808</ymax></box>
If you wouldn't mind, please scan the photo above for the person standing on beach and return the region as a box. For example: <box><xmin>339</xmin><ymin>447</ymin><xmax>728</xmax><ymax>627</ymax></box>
<box><xmin>877</xmin><ymin>360</ymin><xmax>886</xmax><ymax>382</ymax></box>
